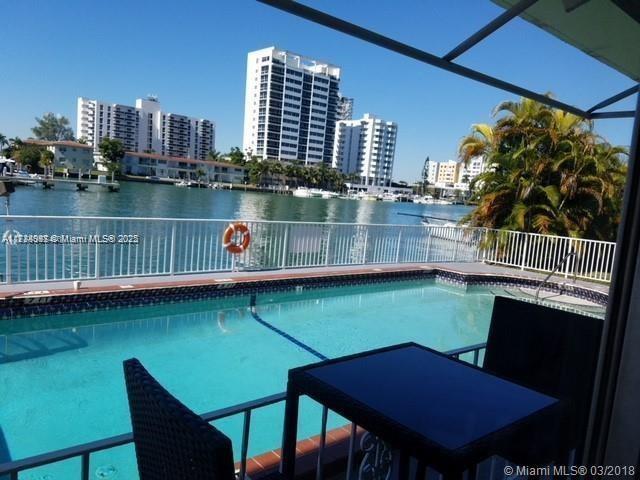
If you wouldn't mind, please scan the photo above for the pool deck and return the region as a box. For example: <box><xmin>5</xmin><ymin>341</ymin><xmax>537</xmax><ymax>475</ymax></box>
<box><xmin>0</xmin><ymin>261</ymin><xmax>609</xmax><ymax>300</ymax></box>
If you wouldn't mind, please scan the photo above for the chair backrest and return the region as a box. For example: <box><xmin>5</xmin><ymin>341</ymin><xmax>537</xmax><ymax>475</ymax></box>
<box><xmin>123</xmin><ymin>358</ymin><xmax>235</xmax><ymax>480</ymax></box>
<box><xmin>483</xmin><ymin>296</ymin><xmax>603</xmax><ymax>451</ymax></box>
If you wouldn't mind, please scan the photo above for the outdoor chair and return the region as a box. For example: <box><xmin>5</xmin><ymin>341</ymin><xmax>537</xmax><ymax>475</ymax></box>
<box><xmin>482</xmin><ymin>296</ymin><xmax>603</xmax><ymax>466</ymax></box>
<box><xmin>123</xmin><ymin>358</ymin><xmax>236</xmax><ymax>480</ymax></box>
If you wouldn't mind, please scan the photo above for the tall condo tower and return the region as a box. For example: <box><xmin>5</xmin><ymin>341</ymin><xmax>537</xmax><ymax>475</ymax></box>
<box><xmin>243</xmin><ymin>47</ymin><xmax>340</xmax><ymax>165</ymax></box>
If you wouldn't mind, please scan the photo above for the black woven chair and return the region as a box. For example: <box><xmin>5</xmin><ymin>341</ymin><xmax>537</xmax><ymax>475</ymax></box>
<box><xmin>123</xmin><ymin>358</ymin><xmax>236</xmax><ymax>480</ymax></box>
<box><xmin>482</xmin><ymin>296</ymin><xmax>603</xmax><ymax>465</ymax></box>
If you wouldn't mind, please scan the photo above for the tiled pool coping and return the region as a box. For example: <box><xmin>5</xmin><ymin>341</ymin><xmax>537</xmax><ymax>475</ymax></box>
<box><xmin>0</xmin><ymin>263</ymin><xmax>609</xmax><ymax>320</ymax></box>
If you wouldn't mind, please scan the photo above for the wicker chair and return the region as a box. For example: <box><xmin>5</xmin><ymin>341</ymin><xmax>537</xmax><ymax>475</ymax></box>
<box><xmin>123</xmin><ymin>358</ymin><xmax>236</xmax><ymax>480</ymax></box>
<box><xmin>483</xmin><ymin>296</ymin><xmax>603</xmax><ymax>465</ymax></box>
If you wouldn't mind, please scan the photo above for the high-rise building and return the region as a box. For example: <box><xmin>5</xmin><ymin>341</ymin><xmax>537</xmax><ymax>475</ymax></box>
<box><xmin>337</xmin><ymin>95</ymin><xmax>354</xmax><ymax>120</ymax></box>
<box><xmin>76</xmin><ymin>97</ymin><xmax>215</xmax><ymax>161</ymax></box>
<box><xmin>243</xmin><ymin>47</ymin><xmax>340</xmax><ymax>165</ymax></box>
<box><xmin>332</xmin><ymin>113</ymin><xmax>397</xmax><ymax>186</ymax></box>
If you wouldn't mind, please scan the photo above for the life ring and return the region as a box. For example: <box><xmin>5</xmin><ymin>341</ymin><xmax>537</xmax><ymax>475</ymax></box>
<box><xmin>223</xmin><ymin>223</ymin><xmax>251</xmax><ymax>254</ymax></box>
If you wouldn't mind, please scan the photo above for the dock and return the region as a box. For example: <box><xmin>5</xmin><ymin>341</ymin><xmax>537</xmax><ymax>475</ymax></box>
<box><xmin>0</xmin><ymin>176</ymin><xmax>120</xmax><ymax>192</ymax></box>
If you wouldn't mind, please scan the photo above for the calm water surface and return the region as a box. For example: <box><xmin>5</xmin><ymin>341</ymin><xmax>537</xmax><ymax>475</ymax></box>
<box><xmin>7</xmin><ymin>181</ymin><xmax>472</xmax><ymax>223</ymax></box>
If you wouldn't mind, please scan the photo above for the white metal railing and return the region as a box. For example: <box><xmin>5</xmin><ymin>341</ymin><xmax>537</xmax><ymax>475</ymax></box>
<box><xmin>481</xmin><ymin>228</ymin><xmax>616</xmax><ymax>282</ymax></box>
<box><xmin>0</xmin><ymin>216</ymin><xmax>482</xmax><ymax>284</ymax></box>
<box><xmin>0</xmin><ymin>216</ymin><xmax>617</xmax><ymax>285</ymax></box>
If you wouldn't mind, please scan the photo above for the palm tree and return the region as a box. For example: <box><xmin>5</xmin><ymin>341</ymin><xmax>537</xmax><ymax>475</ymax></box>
<box><xmin>284</xmin><ymin>163</ymin><xmax>299</xmax><ymax>186</ymax></box>
<box><xmin>39</xmin><ymin>149</ymin><xmax>55</xmax><ymax>177</ymax></box>
<box><xmin>460</xmin><ymin>97</ymin><xmax>626</xmax><ymax>241</ymax></box>
<box><xmin>207</xmin><ymin>150</ymin><xmax>222</xmax><ymax>162</ymax></box>
<box><xmin>195</xmin><ymin>168</ymin><xmax>207</xmax><ymax>183</ymax></box>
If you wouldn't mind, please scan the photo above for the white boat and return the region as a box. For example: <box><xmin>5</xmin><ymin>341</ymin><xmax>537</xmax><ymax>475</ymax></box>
<box><xmin>293</xmin><ymin>187</ymin><xmax>313</xmax><ymax>198</ymax></box>
<box><xmin>413</xmin><ymin>195</ymin><xmax>434</xmax><ymax>204</ymax></box>
<box><xmin>293</xmin><ymin>187</ymin><xmax>338</xmax><ymax>198</ymax></box>
<box><xmin>382</xmin><ymin>193</ymin><xmax>398</xmax><ymax>202</ymax></box>
<box><xmin>321</xmin><ymin>190</ymin><xmax>339</xmax><ymax>199</ymax></box>
<box><xmin>175</xmin><ymin>180</ymin><xmax>190</xmax><ymax>187</ymax></box>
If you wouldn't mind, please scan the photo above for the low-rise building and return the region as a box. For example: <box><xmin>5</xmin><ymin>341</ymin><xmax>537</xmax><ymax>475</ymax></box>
<box><xmin>121</xmin><ymin>152</ymin><xmax>247</xmax><ymax>184</ymax></box>
<box><xmin>23</xmin><ymin>140</ymin><xmax>94</xmax><ymax>173</ymax></box>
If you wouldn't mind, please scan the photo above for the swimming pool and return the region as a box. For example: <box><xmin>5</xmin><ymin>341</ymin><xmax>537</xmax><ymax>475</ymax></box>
<box><xmin>0</xmin><ymin>278</ymin><xmax>495</xmax><ymax>479</ymax></box>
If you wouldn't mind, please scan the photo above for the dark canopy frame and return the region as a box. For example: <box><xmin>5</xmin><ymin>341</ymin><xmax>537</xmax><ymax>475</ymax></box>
<box><xmin>257</xmin><ymin>0</ymin><xmax>640</xmax><ymax>468</ymax></box>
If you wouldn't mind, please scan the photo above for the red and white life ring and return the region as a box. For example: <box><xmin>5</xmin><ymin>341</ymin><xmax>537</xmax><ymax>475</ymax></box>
<box><xmin>223</xmin><ymin>223</ymin><xmax>251</xmax><ymax>254</ymax></box>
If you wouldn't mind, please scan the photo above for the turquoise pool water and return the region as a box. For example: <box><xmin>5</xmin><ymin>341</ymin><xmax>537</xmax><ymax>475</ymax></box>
<box><xmin>0</xmin><ymin>279</ymin><xmax>494</xmax><ymax>479</ymax></box>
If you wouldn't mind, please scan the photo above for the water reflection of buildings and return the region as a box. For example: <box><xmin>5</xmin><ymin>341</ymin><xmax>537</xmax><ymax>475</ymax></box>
<box><xmin>354</xmin><ymin>199</ymin><xmax>376</xmax><ymax>224</ymax></box>
<box><xmin>234</xmin><ymin>191</ymin><xmax>270</xmax><ymax>220</ymax></box>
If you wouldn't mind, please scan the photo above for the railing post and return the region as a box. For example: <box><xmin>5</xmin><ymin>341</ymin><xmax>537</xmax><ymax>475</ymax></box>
<box><xmin>239</xmin><ymin>410</ymin><xmax>252</xmax><ymax>480</ymax></box>
<box><xmin>169</xmin><ymin>222</ymin><xmax>177</xmax><ymax>275</ymax></box>
<box><xmin>425</xmin><ymin>227</ymin><xmax>432</xmax><ymax>262</ymax></box>
<box><xmin>94</xmin><ymin>225</ymin><xmax>100</xmax><ymax>279</ymax></box>
<box><xmin>325</xmin><ymin>226</ymin><xmax>332</xmax><ymax>266</ymax></box>
<box><xmin>4</xmin><ymin>238</ymin><xmax>12</xmax><ymax>285</ymax></box>
<box><xmin>280</xmin><ymin>224</ymin><xmax>289</xmax><ymax>269</ymax></box>
<box><xmin>564</xmin><ymin>238</ymin><xmax>573</xmax><ymax>278</ymax></box>
<box><xmin>81</xmin><ymin>452</ymin><xmax>90</xmax><ymax>480</ymax></box>
<box><xmin>453</xmin><ymin>227</ymin><xmax>460</xmax><ymax>262</ymax></box>
<box><xmin>476</xmin><ymin>227</ymin><xmax>489</xmax><ymax>263</ymax></box>
<box><xmin>395</xmin><ymin>228</ymin><xmax>402</xmax><ymax>263</ymax></box>
<box><xmin>361</xmin><ymin>226</ymin><xmax>369</xmax><ymax>264</ymax></box>
<box><xmin>316</xmin><ymin>406</ymin><xmax>329</xmax><ymax>480</ymax></box>
<box><xmin>520</xmin><ymin>234</ymin><xmax>528</xmax><ymax>271</ymax></box>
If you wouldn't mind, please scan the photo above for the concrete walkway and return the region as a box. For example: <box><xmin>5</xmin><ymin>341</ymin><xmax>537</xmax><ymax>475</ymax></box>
<box><xmin>0</xmin><ymin>261</ymin><xmax>609</xmax><ymax>299</ymax></box>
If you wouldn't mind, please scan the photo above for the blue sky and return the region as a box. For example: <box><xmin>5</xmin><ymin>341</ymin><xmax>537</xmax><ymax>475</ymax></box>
<box><xmin>0</xmin><ymin>0</ymin><xmax>635</xmax><ymax>181</ymax></box>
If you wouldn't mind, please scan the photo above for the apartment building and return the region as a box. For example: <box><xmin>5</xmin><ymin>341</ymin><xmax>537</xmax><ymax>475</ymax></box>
<box><xmin>435</xmin><ymin>160</ymin><xmax>462</xmax><ymax>185</ymax></box>
<box><xmin>122</xmin><ymin>152</ymin><xmax>246</xmax><ymax>184</ymax></box>
<box><xmin>332</xmin><ymin>113</ymin><xmax>397</xmax><ymax>186</ymax></box>
<box><xmin>459</xmin><ymin>156</ymin><xmax>486</xmax><ymax>183</ymax></box>
<box><xmin>243</xmin><ymin>47</ymin><xmax>340</xmax><ymax>165</ymax></box>
<box><xmin>77</xmin><ymin>97</ymin><xmax>215</xmax><ymax>161</ymax></box>
<box><xmin>22</xmin><ymin>139</ymin><xmax>94</xmax><ymax>173</ymax></box>
<box><xmin>425</xmin><ymin>158</ymin><xmax>439</xmax><ymax>184</ymax></box>
<box><xmin>426</xmin><ymin>157</ymin><xmax>486</xmax><ymax>189</ymax></box>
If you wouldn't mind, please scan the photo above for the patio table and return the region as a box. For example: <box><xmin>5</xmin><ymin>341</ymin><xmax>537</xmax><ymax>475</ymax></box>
<box><xmin>280</xmin><ymin>342</ymin><xmax>563</xmax><ymax>480</ymax></box>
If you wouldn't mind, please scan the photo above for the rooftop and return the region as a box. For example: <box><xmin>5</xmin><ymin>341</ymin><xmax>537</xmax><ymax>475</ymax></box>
<box><xmin>23</xmin><ymin>139</ymin><xmax>92</xmax><ymax>149</ymax></box>
<box><xmin>124</xmin><ymin>150</ymin><xmax>247</xmax><ymax>169</ymax></box>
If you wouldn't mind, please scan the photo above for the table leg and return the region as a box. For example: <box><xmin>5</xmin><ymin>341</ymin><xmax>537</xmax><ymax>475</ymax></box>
<box><xmin>397</xmin><ymin>451</ymin><xmax>410</xmax><ymax>480</ymax></box>
<box><xmin>415</xmin><ymin>459</ymin><xmax>426</xmax><ymax>480</ymax></box>
<box><xmin>280</xmin><ymin>384</ymin><xmax>300</xmax><ymax>480</ymax></box>
<box><xmin>441</xmin><ymin>470</ymin><xmax>464</xmax><ymax>480</ymax></box>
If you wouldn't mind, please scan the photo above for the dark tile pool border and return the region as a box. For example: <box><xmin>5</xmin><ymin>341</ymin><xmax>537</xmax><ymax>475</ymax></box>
<box><xmin>0</xmin><ymin>267</ymin><xmax>609</xmax><ymax>320</ymax></box>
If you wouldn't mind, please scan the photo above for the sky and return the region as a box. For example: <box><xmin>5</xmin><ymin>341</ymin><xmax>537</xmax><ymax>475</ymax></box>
<box><xmin>0</xmin><ymin>0</ymin><xmax>636</xmax><ymax>182</ymax></box>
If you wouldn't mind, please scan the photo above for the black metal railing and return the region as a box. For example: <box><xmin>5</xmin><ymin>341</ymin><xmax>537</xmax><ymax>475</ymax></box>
<box><xmin>0</xmin><ymin>392</ymin><xmax>286</xmax><ymax>480</ymax></box>
<box><xmin>0</xmin><ymin>344</ymin><xmax>488</xmax><ymax>479</ymax></box>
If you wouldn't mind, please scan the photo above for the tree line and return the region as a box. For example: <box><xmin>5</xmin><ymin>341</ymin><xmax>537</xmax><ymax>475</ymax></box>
<box><xmin>207</xmin><ymin>147</ymin><xmax>359</xmax><ymax>189</ymax></box>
